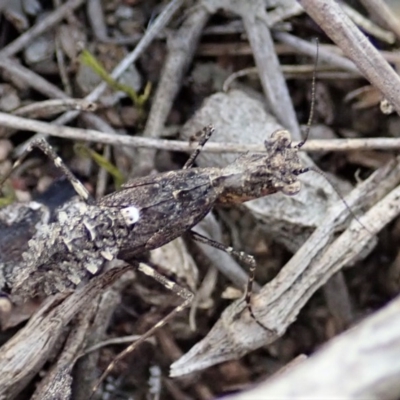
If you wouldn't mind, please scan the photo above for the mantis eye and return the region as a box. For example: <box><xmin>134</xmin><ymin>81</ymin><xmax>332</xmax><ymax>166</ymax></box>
<box><xmin>281</xmin><ymin>181</ymin><xmax>301</xmax><ymax>195</ymax></box>
<box><xmin>268</xmin><ymin>129</ymin><xmax>292</xmax><ymax>146</ymax></box>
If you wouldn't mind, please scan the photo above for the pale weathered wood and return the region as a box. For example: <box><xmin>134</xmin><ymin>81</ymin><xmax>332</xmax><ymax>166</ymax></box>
<box><xmin>225</xmin><ymin>293</ymin><xmax>400</xmax><ymax>400</ymax></box>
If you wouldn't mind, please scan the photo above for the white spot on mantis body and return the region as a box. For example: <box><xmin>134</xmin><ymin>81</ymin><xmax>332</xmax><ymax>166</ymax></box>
<box><xmin>86</xmin><ymin>263</ymin><xmax>99</xmax><ymax>274</ymax></box>
<box><xmin>68</xmin><ymin>273</ymin><xmax>81</xmax><ymax>285</ymax></box>
<box><xmin>58</xmin><ymin>211</ymin><xmax>68</xmax><ymax>224</ymax></box>
<box><xmin>120</xmin><ymin>206</ymin><xmax>140</xmax><ymax>226</ymax></box>
<box><xmin>62</xmin><ymin>237</ymin><xmax>73</xmax><ymax>252</ymax></box>
<box><xmin>83</xmin><ymin>221</ymin><xmax>96</xmax><ymax>240</ymax></box>
<box><xmin>100</xmin><ymin>250</ymin><xmax>114</xmax><ymax>261</ymax></box>
<box><xmin>29</xmin><ymin>201</ymin><xmax>42</xmax><ymax>210</ymax></box>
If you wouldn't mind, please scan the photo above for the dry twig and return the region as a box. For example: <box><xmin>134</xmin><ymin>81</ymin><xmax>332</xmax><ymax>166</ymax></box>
<box><xmin>3</xmin><ymin>111</ymin><xmax>400</xmax><ymax>153</ymax></box>
<box><xmin>299</xmin><ymin>0</ymin><xmax>400</xmax><ymax>115</ymax></box>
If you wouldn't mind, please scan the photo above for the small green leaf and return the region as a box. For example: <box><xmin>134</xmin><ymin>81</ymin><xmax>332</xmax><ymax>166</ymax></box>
<box><xmin>80</xmin><ymin>49</ymin><xmax>151</xmax><ymax>109</ymax></box>
<box><xmin>0</xmin><ymin>181</ymin><xmax>17</xmax><ymax>208</ymax></box>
